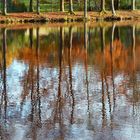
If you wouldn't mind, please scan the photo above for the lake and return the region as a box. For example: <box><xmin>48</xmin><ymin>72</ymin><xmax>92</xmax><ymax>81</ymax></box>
<box><xmin>0</xmin><ymin>23</ymin><xmax>140</xmax><ymax>140</ymax></box>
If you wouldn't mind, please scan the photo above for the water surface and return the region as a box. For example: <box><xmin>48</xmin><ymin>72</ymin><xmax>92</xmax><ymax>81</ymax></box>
<box><xmin>0</xmin><ymin>23</ymin><xmax>140</xmax><ymax>140</ymax></box>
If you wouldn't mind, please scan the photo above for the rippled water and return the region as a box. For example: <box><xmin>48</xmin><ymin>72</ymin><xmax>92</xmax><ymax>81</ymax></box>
<box><xmin>0</xmin><ymin>23</ymin><xmax>140</xmax><ymax>140</ymax></box>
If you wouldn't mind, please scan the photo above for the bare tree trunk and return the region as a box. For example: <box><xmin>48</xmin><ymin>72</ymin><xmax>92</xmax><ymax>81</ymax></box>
<box><xmin>69</xmin><ymin>0</ymin><xmax>73</xmax><ymax>13</ymax></box>
<box><xmin>84</xmin><ymin>0</ymin><xmax>88</xmax><ymax>19</ymax></box>
<box><xmin>29</xmin><ymin>0</ymin><xmax>33</xmax><ymax>12</ymax></box>
<box><xmin>114</xmin><ymin>0</ymin><xmax>120</xmax><ymax>10</ymax></box>
<box><xmin>3</xmin><ymin>0</ymin><xmax>7</xmax><ymax>15</ymax></box>
<box><xmin>131</xmin><ymin>0</ymin><xmax>136</xmax><ymax>10</ymax></box>
<box><xmin>111</xmin><ymin>0</ymin><xmax>116</xmax><ymax>16</ymax></box>
<box><xmin>88</xmin><ymin>0</ymin><xmax>91</xmax><ymax>11</ymax></box>
<box><xmin>37</xmin><ymin>0</ymin><xmax>40</xmax><ymax>14</ymax></box>
<box><xmin>51</xmin><ymin>0</ymin><xmax>53</xmax><ymax>12</ymax></box>
<box><xmin>101</xmin><ymin>0</ymin><xmax>105</xmax><ymax>11</ymax></box>
<box><xmin>60</xmin><ymin>0</ymin><xmax>65</xmax><ymax>12</ymax></box>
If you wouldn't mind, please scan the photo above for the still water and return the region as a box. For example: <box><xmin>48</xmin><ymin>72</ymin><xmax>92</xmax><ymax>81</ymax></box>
<box><xmin>0</xmin><ymin>23</ymin><xmax>140</xmax><ymax>140</ymax></box>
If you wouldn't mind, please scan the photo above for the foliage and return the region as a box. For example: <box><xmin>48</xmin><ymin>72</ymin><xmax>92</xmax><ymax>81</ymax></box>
<box><xmin>0</xmin><ymin>0</ymin><xmax>140</xmax><ymax>13</ymax></box>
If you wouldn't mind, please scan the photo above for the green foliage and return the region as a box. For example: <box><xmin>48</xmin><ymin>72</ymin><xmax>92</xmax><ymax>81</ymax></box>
<box><xmin>0</xmin><ymin>0</ymin><xmax>140</xmax><ymax>12</ymax></box>
<box><xmin>8</xmin><ymin>2</ymin><xmax>27</xmax><ymax>12</ymax></box>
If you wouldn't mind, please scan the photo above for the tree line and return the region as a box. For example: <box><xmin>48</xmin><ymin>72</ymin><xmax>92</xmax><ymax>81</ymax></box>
<box><xmin>2</xmin><ymin>0</ymin><xmax>137</xmax><ymax>18</ymax></box>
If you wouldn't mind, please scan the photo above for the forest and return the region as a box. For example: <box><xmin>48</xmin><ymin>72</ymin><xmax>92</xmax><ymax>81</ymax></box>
<box><xmin>0</xmin><ymin>0</ymin><xmax>140</xmax><ymax>20</ymax></box>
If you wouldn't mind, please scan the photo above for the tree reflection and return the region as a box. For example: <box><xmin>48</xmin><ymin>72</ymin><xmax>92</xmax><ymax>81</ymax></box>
<box><xmin>100</xmin><ymin>26</ymin><xmax>107</xmax><ymax>128</ymax></box>
<box><xmin>101</xmin><ymin>26</ymin><xmax>112</xmax><ymax>115</ymax></box>
<box><xmin>101</xmin><ymin>70</ymin><xmax>106</xmax><ymax>128</ymax></box>
<box><xmin>110</xmin><ymin>23</ymin><xmax>116</xmax><ymax>130</ymax></box>
<box><xmin>36</xmin><ymin>27</ymin><xmax>41</xmax><ymax>126</ymax></box>
<box><xmin>68</xmin><ymin>26</ymin><xmax>75</xmax><ymax>124</ymax></box>
<box><xmin>0</xmin><ymin>28</ymin><xmax>8</xmax><ymax>139</ymax></box>
<box><xmin>20</xmin><ymin>28</ymin><xmax>42</xmax><ymax>139</ymax></box>
<box><xmin>30</xmin><ymin>27</ymin><xmax>42</xmax><ymax>140</ymax></box>
<box><xmin>0</xmin><ymin>25</ymin><xmax>140</xmax><ymax>139</ymax></box>
<box><xmin>131</xmin><ymin>25</ymin><xmax>138</xmax><ymax>115</ymax></box>
<box><xmin>52</xmin><ymin>27</ymin><xmax>65</xmax><ymax>139</ymax></box>
<box><xmin>2</xmin><ymin>28</ymin><xmax>7</xmax><ymax>122</ymax></box>
<box><xmin>110</xmin><ymin>23</ymin><xmax>116</xmax><ymax>111</ymax></box>
<box><xmin>100</xmin><ymin>26</ymin><xmax>105</xmax><ymax>52</ymax></box>
<box><xmin>29</xmin><ymin>28</ymin><xmax>33</xmax><ymax>48</ymax></box>
<box><xmin>84</xmin><ymin>23</ymin><xmax>91</xmax><ymax>127</ymax></box>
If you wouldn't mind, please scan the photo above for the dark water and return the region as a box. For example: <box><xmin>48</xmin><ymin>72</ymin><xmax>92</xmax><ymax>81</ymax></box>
<box><xmin>0</xmin><ymin>23</ymin><xmax>140</xmax><ymax>140</ymax></box>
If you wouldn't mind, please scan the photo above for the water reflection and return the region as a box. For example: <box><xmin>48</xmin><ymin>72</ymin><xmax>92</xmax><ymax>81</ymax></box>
<box><xmin>0</xmin><ymin>23</ymin><xmax>140</xmax><ymax>139</ymax></box>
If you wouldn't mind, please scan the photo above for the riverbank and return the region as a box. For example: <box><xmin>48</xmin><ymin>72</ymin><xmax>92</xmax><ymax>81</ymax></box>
<box><xmin>0</xmin><ymin>10</ymin><xmax>140</xmax><ymax>23</ymax></box>
<box><xmin>0</xmin><ymin>21</ymin><xmax>139</xmax><ymax>31</ymax></box>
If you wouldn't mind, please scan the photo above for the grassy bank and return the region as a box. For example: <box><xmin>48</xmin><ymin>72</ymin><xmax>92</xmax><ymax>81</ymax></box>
<box><xmin>0</xmin><ymin>10</ymin><xmax>140</xmax><ymax>24</ymax></box>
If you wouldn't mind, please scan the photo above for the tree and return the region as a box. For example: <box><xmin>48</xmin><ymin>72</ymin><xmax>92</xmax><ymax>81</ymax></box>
<box><xmin>111</xmin><ymin>0</ymin><xmax>116</xmax><ymax>16</ymax></box>
<box><xmin>60</xmin><ymin>0</ymin><xmax>65</xmax><ymax>12</ymax></box>
<box><xmin>3</xmin><ymin>0</ymin><xmax>7</xmax><ymax>15</ymax></box>
<box><xmin>29</xmin><ymin>0</ymin><xmax>33</xmax><ymax>12</ymax></box>
<box><xmin>37</xmin><ymin>0</ymin><xmax>40</xmax><ymax>14</ymax></box>
<box><xmin>114</xmin><ymin>0</ymin><xmax>120</xmax><ymax>10</ymax></box>
<box><xmin>89</xmin><ymin>0</ymin><xmax>91</xmax><ymax>11</ymax></box>
<box><xmin>101</xmin><ymin>0</ymin><xmax>106</xmax><ymax>12</ymax></box>
<box><xmin>84</xmin><ymin>0</ymin><xmax>88</xmax><ymax>18</ymax></box>
<box><xmin>69</xmin><ymin>0</ymin><xmax>74</xmax><ymax>14</ymax></box>
<box><xmin>132</xmin><ymin>0</ymin><xmax>136</xmax><ymax>10</ymax></box>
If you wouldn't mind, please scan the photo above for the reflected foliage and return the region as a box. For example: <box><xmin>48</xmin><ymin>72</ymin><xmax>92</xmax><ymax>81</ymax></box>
<box><xmin>0</xmin><ymin>24</ymin><xmax>140</xmax><ymax>139</ymax></box>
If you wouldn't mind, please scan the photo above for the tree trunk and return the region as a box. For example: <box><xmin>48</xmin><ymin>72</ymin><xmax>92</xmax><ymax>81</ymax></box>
<box><xmin>29</xmin><ymin>0</ymin><xmax>33</xmax><ymax>12</ymax></box>
<box><xmin>101</xmin><ymin>0</ymin><xmax>105</xmax><ymax>11</ymax></box>
<box><xmin>69</xmin><ymin>0</ymin><xmax>73</xmax><ymax>13</ymax></box>
<box><xmin>84</xmin><ymin>0</ymin><xmax>87</xmax><ymax>18</ymax></box>
<box><xmin>3</xmin><ymin>0</ymin><xmax>7</xmax><ymax>15</ymax></box>
<box><xmin>60</xmin><ymin>0</ymin><xmax>65</xmax><ymax>12</ymax></box>
<box><xmin>114</xmin><ymin>0</ymin><xmax>120</xmax><ymax>10</ymax></box>
<box><xmin>111</xmin><ymin>0</ymin><xmax>116</xmax><ymax>16</ymax></box>
<box><xmin>132</xmin><ymin>0</ymin><xmax>136</xmax><ymax>10</ymax></box>
<box><xmin>37</xmin><ymin>0</ymin><xmax>40</xmax><ymax>14</ymax></box>
<box><xmin>88</xmin><ymin>0</ymin><xmax>91</xmax><ymax>11</ymax></box>
<box><xmin>51</xmin><ymin>0</ymin><xmax>53</xmax><ymax>12</ymax></box>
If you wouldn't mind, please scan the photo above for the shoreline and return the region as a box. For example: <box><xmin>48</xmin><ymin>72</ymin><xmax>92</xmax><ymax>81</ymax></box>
<box><xmin>0</xmin><ymin>10</ymin><xmax>140</xmax><ymax>24</ymax></box>
<box><xmin>0</xmin><ymin>21</ymin><xmax>139</xmax><ymax>30</ymax></box>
